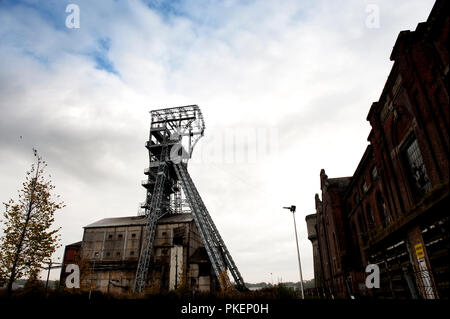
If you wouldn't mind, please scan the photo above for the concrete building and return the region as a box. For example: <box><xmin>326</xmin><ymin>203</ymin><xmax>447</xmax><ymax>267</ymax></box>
<box><xmin>306</xmin><ymin>0</ymin><xmax>449</xmax><ymax>299</ymax></box>
<box><xmin>61</xmin><ymin>213</ymin><xmax>218</xmax><ymax>295</ymax></box>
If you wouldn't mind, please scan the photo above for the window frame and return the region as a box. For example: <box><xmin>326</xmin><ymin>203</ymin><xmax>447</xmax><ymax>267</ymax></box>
<box><xmin>402</xmin><ymin>134</ymin><xmax>431</xmax><ymax>200</ymax></box>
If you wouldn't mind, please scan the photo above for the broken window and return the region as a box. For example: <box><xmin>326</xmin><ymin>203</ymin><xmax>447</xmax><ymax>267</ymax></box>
<box><xmin>173</xmin><ymin>226</ymin><xmax>185</xmax><ymax>245</ymax></box>
<box><xmin>403</xmin><ymin>137</ymin><xmax>431</xmax><ymax>199</ymax></box>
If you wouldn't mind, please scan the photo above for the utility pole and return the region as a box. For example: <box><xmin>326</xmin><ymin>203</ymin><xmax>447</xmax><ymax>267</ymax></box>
<box><xmin>45</xmin><ymin>260</ymin><xmax>52</xmax><ymax>292</ymax></box>
<box><xmin>283</xmin><ymin>205</ymin><xmax>305</xmax><ymax>299</ymax></box>
<box><xmin>43</xmin><ymin>261</ymin><xmax>62</xmax><ymax>293</ymax></box>
<box><xmin>89</xmin><ymin>252</ymin><xmax>99</xmax><ymax>300</ymax></box>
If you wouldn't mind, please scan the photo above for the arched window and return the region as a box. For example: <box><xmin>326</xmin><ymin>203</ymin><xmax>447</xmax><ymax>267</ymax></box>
<box><xmin>332</xmin><ymin>233</ymin><xmax>339</xmax><ymax>271</ymax></box>
<box><xmin>366</xmin><ymin>204</ymin><xmax>376</xmax><ymax>229</ymax></box>
<box><xmin>376</xmin><ymin>191</ymin><xmax>390</xmax><ymax>227</ymax></box>
<box><xmin>351</xmin><ymin>222</ymin><xmax>363</xmax><ymax>268</ymax></box>
<box><xmin>358</xmin><ymin>213</ymin><xmax>368</xmax><ymax>243</ymax></box>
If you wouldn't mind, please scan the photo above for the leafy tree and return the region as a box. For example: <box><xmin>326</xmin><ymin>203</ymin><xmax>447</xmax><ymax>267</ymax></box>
<box><xmin>0</xmin><ymin>149</ymin><xmax>64</xmax><ymax>295</ymax></box>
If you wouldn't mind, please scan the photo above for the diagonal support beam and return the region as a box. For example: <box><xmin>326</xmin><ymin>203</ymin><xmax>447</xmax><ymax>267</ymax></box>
<box><xmin>174</xmin><ymin>163</ymin><xmax>246</xmax><ymax>290</ymax></box>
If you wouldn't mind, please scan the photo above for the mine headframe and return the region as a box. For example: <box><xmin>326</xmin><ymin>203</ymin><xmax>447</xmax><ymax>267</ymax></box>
<box><xmin>134</xmin><ymin>105</ymin><xmax>246</xmax><ymax>293</ymax></box>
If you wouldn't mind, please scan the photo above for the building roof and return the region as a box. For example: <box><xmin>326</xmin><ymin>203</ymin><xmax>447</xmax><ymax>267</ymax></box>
<box><xmin>327</xmin><ymin>177</ymin><xmax>351</xmax><ymax>189</ymax></box>
<box><xmin>84</xmin><ymin>213</ymin><xmax>194</xmax><ymax>228</ymax></box>
<box><xmin>66</xmin><ymin>241</ymin><xmax>82</xmax><ymax>247</ymax></box>
<box><xmin>158</xmin><ymin>213</ymin><xmax>194</xmax><ymax>224</ymax></box>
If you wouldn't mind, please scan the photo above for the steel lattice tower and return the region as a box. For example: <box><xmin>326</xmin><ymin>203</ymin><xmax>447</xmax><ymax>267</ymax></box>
<box><xmin>134</xmin><ymin>105</ymin><xmax>246</xmax><ymax>293</ymax></box>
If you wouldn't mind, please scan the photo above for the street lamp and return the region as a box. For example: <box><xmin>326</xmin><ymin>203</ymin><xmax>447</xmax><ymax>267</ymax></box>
<box><xmin>283</xmin><ymin>205</ymin><xmax>305</xmax><ymax>299</ymax></box>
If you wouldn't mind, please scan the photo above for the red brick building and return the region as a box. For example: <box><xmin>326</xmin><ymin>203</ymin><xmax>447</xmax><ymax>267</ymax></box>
<box><xmin>306</xmin><ymin>0</ymin><xmax>449</xmax><ymax>299</ymax></box>
<box><xmin>59</xmin><ymin>241</ymin><xmax>81</xmax><ymax>286</ymax></box>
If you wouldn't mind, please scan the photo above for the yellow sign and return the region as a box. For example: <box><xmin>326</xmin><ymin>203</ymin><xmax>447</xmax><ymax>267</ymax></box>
<box><xmin>414</xmin><ymin>243</ymin><xmax>425</xmax><ymax>259</ymax></box>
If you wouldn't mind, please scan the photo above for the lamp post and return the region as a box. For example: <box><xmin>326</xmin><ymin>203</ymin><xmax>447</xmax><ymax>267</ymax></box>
<box><xmin>283</xmin><ymin>205</ymin><xmax>305</xmax><ymax>299</ymax></box>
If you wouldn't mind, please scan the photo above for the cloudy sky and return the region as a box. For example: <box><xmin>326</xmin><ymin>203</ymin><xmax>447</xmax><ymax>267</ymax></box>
<box><xmin>0</xmin><ymin>0</ymin><xmax>435</xmax><ymax>283</ymax></box>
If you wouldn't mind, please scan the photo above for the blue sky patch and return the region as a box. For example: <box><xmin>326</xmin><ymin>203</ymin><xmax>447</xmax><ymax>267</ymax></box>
<box><xmin>0</xmin><ymin>0</ymin><xmax>73</xmax><ymax>31</ymax></box>
<box><xmin>89</xmin><ymin>37</ymin><xmax>119</xmax><ymax>76</ymax></box>
<box><xmin>144</xmin><ymin>0</ymin><xmax>185</xmax><ymax>19</ymax></box>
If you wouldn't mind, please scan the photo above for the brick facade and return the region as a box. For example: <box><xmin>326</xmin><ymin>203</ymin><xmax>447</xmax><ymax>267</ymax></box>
<box><xmin>306</xmin><ymin>0</ymin><xmax>449</xmax><ymax>299</ymax></box>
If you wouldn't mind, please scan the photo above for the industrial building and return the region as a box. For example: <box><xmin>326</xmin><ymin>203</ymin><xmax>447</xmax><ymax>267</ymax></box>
<box><xmin>61</xmin><ymin>105</ymin><xmax>244</xmax><ymax>295</ymax></box>
<box><xmin>306</xmin><ymin>0</ymin><xmax>449</xmax><ymax>299</ymax></box>
<box><xmin>61</xmin><ymin>213</ymin><xmax>217</xmax><ymax>295</ymax></box>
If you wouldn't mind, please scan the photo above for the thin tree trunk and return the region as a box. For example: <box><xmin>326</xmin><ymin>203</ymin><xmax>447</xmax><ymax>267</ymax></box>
<box><xmin>6</xmin><ymin>161</ymin><xmax>39</xmax><ymax>296</ymax></box>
